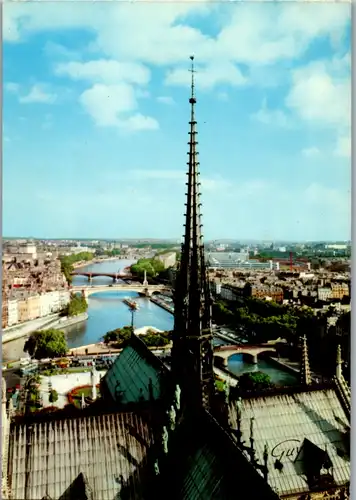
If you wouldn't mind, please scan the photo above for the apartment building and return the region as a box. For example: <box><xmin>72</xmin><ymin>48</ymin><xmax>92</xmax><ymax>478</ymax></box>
<box><xmin>246</xmin><ymin>284</ymin><xmax>284</xmax><ymax>303</ymax></box>
<box><xmin>39</xmin><ymin>293</ymin><xmax>54</xmax><ymax>317</ymax></box>
<box><xmin>46</xmin><ymin>291</ymin><xmax>61</xmax><ymax>313</ymax></box>
<box><xmin>17</xmin><ymin>298</ymin><xmax>29</xmax><ymax>323</ymax></box>
<box><xmin>318</xmin><ymin>287</ymin><xmax>333</xmax><ymax>301</ymax></box>
<box><xmin>157</xmin><ymin>252</ymin><xmax>177</xmax><ymax>269</ymax></box>
<box><xmin>331</xmin><ymin>283</ymin><xmax>349</xmax><ymax>300</ymax></box>
<box><xmin>27</xmin><ymin>295</ymin><xmax>41</xmax><ymax>321</ymax></box>
<box><xmin>7</xmin><ymin>299</ymin><xmax>19</xmax><ymax>327</ymax></box>
<box><xmin>59</xmin><ymin>290</ymin><xmax>70</xmax><ymax>310</ymax></box>
<box><xmin>3</xmin><ymin>290</ymin><xmax>71</xmax><ymax>329</ymax></box>
<box><xmin>220</xmin><ymin>285</ymin><xmax>239</xmax><ymax>301</ymax></box>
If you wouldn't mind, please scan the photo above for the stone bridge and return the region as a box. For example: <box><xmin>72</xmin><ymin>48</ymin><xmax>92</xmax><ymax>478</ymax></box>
<box><xmin>71</xmin><ymin>271</ymin><xmax>133</xmax><ymax>282</ymax></box>
<box><xmin>214</xmin><ymin>344</ymin><xmax>276</xmax><ymax>366</ymax></box>
<box><xmin>71</xmin><ymin>284</ymin><xmax>170</xmax><ymax>298</ymax></box>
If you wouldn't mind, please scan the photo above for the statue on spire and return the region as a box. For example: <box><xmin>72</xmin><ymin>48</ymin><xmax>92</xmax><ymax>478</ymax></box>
<box><xmin>336</xmin><ymin>344</ymin><xmax>343</xmax><ymax>379</ymax></box>
<box><xmin>91</xmin><ymin>361</ymin><xmax>97</xmax><ymax>401</ymax></box>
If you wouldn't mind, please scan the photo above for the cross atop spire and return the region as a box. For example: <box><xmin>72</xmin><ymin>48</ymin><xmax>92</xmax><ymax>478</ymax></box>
<box><xmin>300</xmin><ymin>335</ymin><xmax>312</xmax><ymax>386</ymax></box>
<box><xmin>171</xmin><ymin>57</ymin><xmax>215</xmax><ymax>413</ymax></box>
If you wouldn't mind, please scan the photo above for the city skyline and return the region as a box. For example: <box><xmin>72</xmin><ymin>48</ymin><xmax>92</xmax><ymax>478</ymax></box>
<box><xmin>4</xmin><ymin>2</ymin><xmax>351</xmax><ymax>241</ymax></box>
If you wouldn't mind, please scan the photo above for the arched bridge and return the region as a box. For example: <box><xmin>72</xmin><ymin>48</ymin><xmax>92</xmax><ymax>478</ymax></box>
<box><xmin>71</xmin><ymin>271</ymin><xmax>133</xmax><ymax>282</ymax></box>
<box><xmin>214</xmin><ymin>344</ymin><xmax>276</xmax><ymax>366</ymax></box>
<box><xmin>71</xmin><ymin>284</ymin><xmax>171</xmax><ymax>298</ymax></box>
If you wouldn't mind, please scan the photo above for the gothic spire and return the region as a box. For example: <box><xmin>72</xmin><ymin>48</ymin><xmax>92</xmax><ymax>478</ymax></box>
<box><xmin>172</xmin><ymin>56</ymin><xmax>215</xmax><ymax>412</ymax></box>
<box><xmin>300</xmin><ymin>335</ymin><xmax>311</xmax><ymax>386</ymax></box>
<box><xmin>334</xmin><ymin>344</ymin><xmax>351</xmax><ymax>413</ymax></box>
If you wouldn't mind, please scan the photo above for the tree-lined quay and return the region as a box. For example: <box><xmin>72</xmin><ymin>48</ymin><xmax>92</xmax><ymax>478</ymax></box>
<box><xmin>213</xmin><ymin>296</ymin><xmax>350</xmax><ymax>380</ymax></box>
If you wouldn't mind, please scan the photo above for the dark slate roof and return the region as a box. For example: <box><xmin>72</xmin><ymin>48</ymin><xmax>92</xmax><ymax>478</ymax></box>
<box><xmin>102</xmin><ymin>334</ymin><xmax>169</xmax><ymax>405</ymax></box>
<box><xmin>8</xmin><ymin>412</ymin><xmax>155</xmax><ymax>500</ymax></box>
<box><xmin>158</xmin><ymin>409</ymin><xmax>280</xmax><ymax>500</ymax></box>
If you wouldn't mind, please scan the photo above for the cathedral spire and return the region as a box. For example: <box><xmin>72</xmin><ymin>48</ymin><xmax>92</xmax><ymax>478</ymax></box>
<box><xmin>300</xmin><ymin>335</ymin><xmax>311</xmax><ymax>386</ymax></box>
<box><xmin>172</xmin><ymin>56</ymin><xmax>215</xmax><ymax>412</ymax></box>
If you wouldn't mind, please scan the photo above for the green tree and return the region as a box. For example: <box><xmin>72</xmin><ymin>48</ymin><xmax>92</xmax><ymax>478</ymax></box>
<box><xmin>141</xmin><ymin>331</ymin><xmax>171</xmax><ymax>347</ymax></box>
<box><xmin>238</xmin><ymin>371</ymin><xmax>273</xmax><ymax>392</ymax></box>
<box><xmin>24</xmin><ymin>329</ymin><xmax>68</xmax><ymax>360</ymax></box>
<box><xmin>102</xmin><ymin>326</ymin><xmax>133</xmax><ymax>347</ymax></box>
<box><xmin>130</xmin><ymin>258</ymin><xmax>165</xmax><ymax>279</ymax></box>
<box><xmin>49</xmin><ymin>389</ymin><xmax>58</xmax><ymax>403</ymax></box>
<box><xmin>63</xmin><ymin>295</ymin><xmax>88</xmax><ymax>317</ymax></box>
<box><xmin>60</xmin><ymin>252</ymin><xmax>95</xmax><ymax>284</ymax></box>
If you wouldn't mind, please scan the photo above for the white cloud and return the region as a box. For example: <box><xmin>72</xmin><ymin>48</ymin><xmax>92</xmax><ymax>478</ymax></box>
<box><xmin>334</xmin><ymin>134</ymin><xmax>351</xmax><ymax>158</ymax></box>
<box><xmin>251</xmin><ymin>99</ymin><xmax>290</xmax><ymax>128</ymax></box>
<box><xmin>80</xmin><ymin>83</ymin><xmax>137</xmax><ymax>127</ymax></box>
<box><xmin>118</xmin><ymin>114</ymin><xmax>159</xmax><ymax>132</ymax></box>
<box><xmin>285</xmin><ymin>60</ymin><xmax>350</xmax><ymax>129</ymax></box>
<box><xmin>165</xmin><ymin>61</ymin><xmax>246</xmax><ymax>90</ymax></box>
<box><xmin>5</xmin><ymin>82</ymin><xmax>19</xmax><ymax>93</ymax></box>
<box><xmin>19</xmin><ymin>84</ymin><xmax>57</xmax><ymax>104</ymax></box>
<box><xmin>43</xmin><ymin>41</ymin><xmax>81</xmax><ymax>60</ymax></box>
<box><xmin>55</xmin><ymin>60</ymin><xmax>150</xmax><ymax>85</ymax></box>
<box><xmin>285</xmin><ymin>58</ymin><xmax>350</xmax><ymax>157</ymax></box>
<box><xmin>301</xmin><ymin>147</ymin><xmax>320</xmax><ymax>158</ymax></box>
<box><xmin>79</xmin><ymin>83</ymin><xmax>158</xmax><ymax>131</ymax></box>
<box><xmin>4</xmin><ymin>2</ymin><xmax>350</xmax><ymax>74</ymax></box>
<box><xmin>157</xmin><ymin>96</ymin><xmax>175</xmax><ymax>105</ymax></box>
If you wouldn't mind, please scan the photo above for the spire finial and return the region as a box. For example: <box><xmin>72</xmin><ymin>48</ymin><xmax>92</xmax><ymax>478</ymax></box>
<box><xmin>189</xmin><ymin>55</ymin><xmax>196</xmax><ymax>103</ymax></box>
<box><xmin>300</xmin><ymin>334</ymin><xmax>312</xmax><ymax>386</ymax></box>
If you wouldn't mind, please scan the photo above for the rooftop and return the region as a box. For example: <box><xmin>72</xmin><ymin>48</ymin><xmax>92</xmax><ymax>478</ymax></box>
<box><xmin>229</xmin><ymin>387</ymin><xmax>350</xmax><ymax>497</ymax></box>
<box><xmin>8</xmin><ymin>411</ymin><xmax>155</xmax><ymax>500</ymax></box>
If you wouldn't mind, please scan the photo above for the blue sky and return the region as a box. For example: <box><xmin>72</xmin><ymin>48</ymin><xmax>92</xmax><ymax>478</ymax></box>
<box><xmin>3</xmin><ymin>1</ymin><xmax>351</xmax><ymax>241</ymax></box>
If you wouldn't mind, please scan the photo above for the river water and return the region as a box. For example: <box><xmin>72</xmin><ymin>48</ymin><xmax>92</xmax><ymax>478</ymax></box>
<box><xmin>67</xmin><ymin>258</ymin><xmax>174</xmax><ymax>347</ymax></box>
<box><xmin>228</xmin><ymin>356</ymin><xmax>297</xmax><ymax>386</ymax></box>
<box><xmin>3</xmin><ymin>258</ymin><xmax>297</xmax><ymax>385</ymax></box>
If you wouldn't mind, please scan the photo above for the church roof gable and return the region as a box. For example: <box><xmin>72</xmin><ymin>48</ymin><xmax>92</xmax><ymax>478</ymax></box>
<box><xmin>103</xmin><ymin>334</ymin><xmax>168</xmax><ymax>404</ymax></box>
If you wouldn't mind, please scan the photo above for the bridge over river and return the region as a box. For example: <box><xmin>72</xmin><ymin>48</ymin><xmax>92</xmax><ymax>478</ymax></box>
<box><xmin>214</xmin><ymin>343</ymin><xmax>276</xmax><ymax>365</ymax></box>
<box><xmin>71</xmin><ymin>271</ymin><xmax>134</xmax><ymax>282</ymax></box>
<box><xmin>71</xmin><ymin>284</ymin><xmax>171</xmax><ymax>298</ymax></box>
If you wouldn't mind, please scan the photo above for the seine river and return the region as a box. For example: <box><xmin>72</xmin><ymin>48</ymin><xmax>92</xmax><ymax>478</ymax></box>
<box><xmin>3</xmin><ymin>258</ymin><xmax>297</xmax><ymax>385</ymax></box>
<box><xmin>67</xmin><ymin>258</ymin><xmax>174</xmax><ymax>347</ymax></box>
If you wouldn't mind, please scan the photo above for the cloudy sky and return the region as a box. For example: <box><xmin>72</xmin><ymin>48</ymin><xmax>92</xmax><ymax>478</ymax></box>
<box><xmin>3</xmin><ymin>1</ymin><xmax>351</xmax><ymax>241</ymax></box>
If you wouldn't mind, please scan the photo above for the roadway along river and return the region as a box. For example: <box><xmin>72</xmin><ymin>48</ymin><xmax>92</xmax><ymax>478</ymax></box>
<box><xmin>3</xmin><ymin>258</ymin><xmax>297</xmax><ymax>385</ymax></box>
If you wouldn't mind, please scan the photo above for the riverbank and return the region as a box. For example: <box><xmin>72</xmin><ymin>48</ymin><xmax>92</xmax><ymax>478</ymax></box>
<box><xmin>72</xmin><ymin>255</ymin><xmax>140</xmax><ymax>270</ymax></box>
<box><xmin>72</xmin><ymin>257</ymin><xmax>120</xmax><ymax>270</ymax></box>
<box><xmin>2</xmin><ymin>314</ymin><xmax>61</xmax><ymax>344</ymax></box>
<box><xmin>150</xmin><ymin>296</ymin><xmax>174</xmax><ymax>314</ymax></box>
<box><xmin>269</xmin><ymin>356</ymin><xmax>321</xmax><ymax>382</ymax></box>
<box><xmin>49</xmin><ymin>312</ymin><xmax>88</xmax><ymax>330</ymax></box>
<box><xmin>67</xmin><ymin>338</ymin><xmax>172</xmax><ymax>357</ymax></box>
<box><xmin>2</xmin><ymin>312</ymin><xmax>88</xmax><ymax>344</ymax></box>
